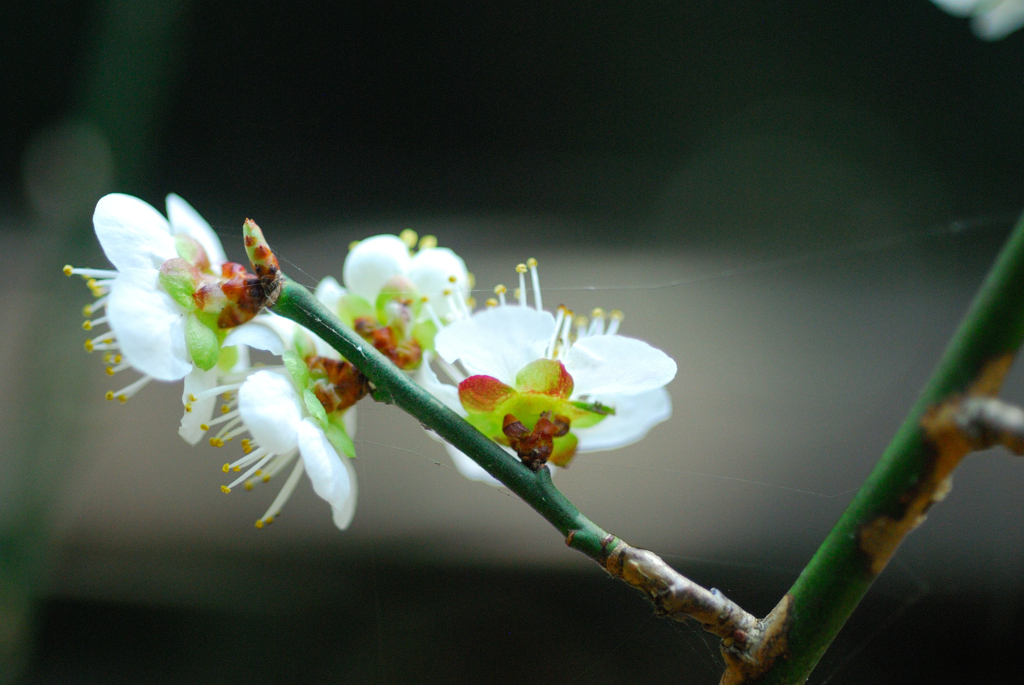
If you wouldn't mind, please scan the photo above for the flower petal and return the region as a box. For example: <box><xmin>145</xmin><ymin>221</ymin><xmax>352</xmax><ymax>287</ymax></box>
<box><xmin>331</xmin><ymin>455</ymin><xmax>359</xmax><ymax>530</ymax></box>
<box><xmin>238</xmin><ymin>370</ymin><xmax>303</xmax><ymax>454</ymax></box>
<box><xmin>575</xmin><ymin>388</ymin><xmax>672</xmax><ymax>453</ymax></box>
<box><xmin>314</xmin><ymin>276</ymin><xmax>346</xmax><ymax>314</ymax></box>
<box><xmin>179</xmin><ymin>366</ymin><xmax>218</xmax><ymax>445</ymax></box>
<box><xmin>166</xmin><ymin>194</ymin><xmax>227</xmax><ymax>266</ymax></box>
<box><xmin>222</xmin><ymin>317</ymin><xmax>289</xmax><ymax>355</ymax></box>
<box><xmin>565</xmin><ymin>335</ymin><xmax>677</xmax><ymax>397</ymax></box>
<box><xmin>106</xmin><ymin>268</ymin><xmax>191</xmax><ymax>380</ymax></box>
<box><xmin>414</xmin><ymin>355</ymin><xmax>463</xmax><ymax>413</ymax></box>
<box><xmin>93</xmin><ymin>193</ymin><xmax>176</xmax><ymax>271</ymax></box>
<box><xmin>342</xmin><ymin>234</ymin><xmax>412</xmax><ymax>303</ymax></box>
<box><xmin>297</xmin><ymin>418</ymin><xmax>356</xmax><ymax>528</ymax></box>
<box><xmin>408</xmin><ymin>247</ymin><xmax>469</xmax><ymax>318</ymax></box>
<box><xmin>435</xmin><ymin>306</ymin><xmax>555</xmax><ymax>385</ymax></box>
<box><xmin>443</xmin><ymin>443</ymin><xmax>504</xmax><ymax>487</ymax></box>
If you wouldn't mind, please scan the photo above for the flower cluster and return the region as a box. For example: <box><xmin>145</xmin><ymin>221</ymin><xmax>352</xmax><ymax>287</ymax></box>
<box><xmin>67</xmin><ymin>193</ymin><xmax>678</xmax><ymax>527</ymax></box>
<box><xmin>931</xmin><ymin>0</ymin><xmax>1024</xmax><ymax>39</ymax></box>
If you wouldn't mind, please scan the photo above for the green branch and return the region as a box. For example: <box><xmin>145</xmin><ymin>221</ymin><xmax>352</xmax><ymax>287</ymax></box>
<box><xmin>760</xmin><ymin>211</ymin><xmax>1024</xmax><ymax>684</ymax></box>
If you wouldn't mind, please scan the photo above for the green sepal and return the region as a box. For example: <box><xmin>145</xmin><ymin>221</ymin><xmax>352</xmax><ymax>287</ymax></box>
<box><xmin>282</xmin><ymin>350</ymin><xmax>310</xmax><ymax>389</ymax></box>
<box><xmin>515</xmin><ymin>359</ymin><xmax>573</xmax><ymax>398</ymax></box>
<box><xmin>569</xmin><ymin>400</ymin><xmax>615</xmax><ymax>416</ymax></box>
<box><xmin>185</xmin><ymin>313</ymin><xmax>220</xmax><ymax>371</ymax></box>
<box><xmin>337</xmin><ymin>293</ymin><xmax>375</xmax><ymax>328</ymax></box>
<box><xmin>217</xmin><ymin>345</ymin><xmax>239</xmax><ymax>372</ymax></box>
<box><xmin>293</xmin><ymin>327</ymin><xmax>317</xmax><ymax>360</ymax></box>
<box><xmin>303</xmin><ymin>388</ymin><xmax>329</xmax><ymax>428</ymax></box>
<box><xmin>174</xmin><ymin>234</ymin><xmax>210</xmax><ymax>271</ymax></box>
<box><xmin>412</xmin><ymin>319</ymin><xmax>438</xmax><ymax>352</ymax></box>
<box><xmin>158</xmin><ymin>258</ymin><xmax>198</xmax><ymax>311</ymax></box>
<box><xmin>549</xmin><ymin>432</ymin><xmax>579</xmax><ymax>467</ymax></box>
<box><xmin>325</xmin><ymin>420</ymin><xmax>356</xmax><ymax>459</ymax></box>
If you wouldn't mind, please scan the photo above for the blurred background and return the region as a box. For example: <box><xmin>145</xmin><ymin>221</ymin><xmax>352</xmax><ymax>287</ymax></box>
<box><xmin>3</xmin><ymin>1</ymin><xmax>1024</xmax><ymax>683</ymax></box>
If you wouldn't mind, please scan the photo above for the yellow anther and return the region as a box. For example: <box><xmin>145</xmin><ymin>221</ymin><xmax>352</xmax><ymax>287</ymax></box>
<box><xmin>114</xmin><ymin>355</ymin><xmax>121</xmax><ymax>363</ymax></box>
<box><xmin>255</xmin><ymin>470</ymin><xmax>263</xmax><ymax>476</ymax></box>
<box><xmin>241</xmin><ymin>439</ymin><xmax>252</xmax><ymax>454</ymax></box>
<box><xmin>209</xmin><ymin>437</ymin><xmax>223</xmax><ymax>447</ymax></box>
<box><xmin>221</xmin><ymin>404</ymin><xmax>230</xmax><ymax>414</ymax></box>
<box><xmin>117</xmin><ymin>394</ymin><xmax>127</xmax><ymax>404</ymax></box>
<box><xmin>262</xmin><ymin>474</ymin><xmax>270</xmax><ymax>483</ymax></box>
<box><xmin>63</xmin><ymin>265</ymin><xmax>74</xmax><ymax>276</ymax></box>
<box><xmin>494</xmin><ymin>284</ymin><xmax>507</xmax><ymax>295</ymax></box>
<box><xmin>200</xmin><ymin>423</ymin><xmax>210</xmax><ymax>431</ymax></box>
<box><xmin>184</xmin><ymin>403</ymin><xmax>193</xmax><ymax>413</ymax></box>
<box><xmin>526</xmin><ymin>257</ymin><xmax>538</xmax><ymax>268</ymax></box>
<box><xmin>188</xmin><ymin>394</ymin><xmax>197</xmax><ymax>402</ymax></box>
<box><xmin>486</xmin><ymin>298</ymin><xmax>498</xmax><ymax>308</ymax></box>
<box><xmin>610</xmin><ymin>309</ymin><xmax>624</xmax><ymax>320</ymax></box>
<box><xmin>103</xmin><ymin>353</ymin><xmax>112</xmax><ymax>363</ymax></box>
<box><xmin>255</xmin><ymin>519</ymin><xmax>264</xmax><ymax>529</ymax></box>
<box><xmin>264</xmin><ymin>516</ymin><xmax>274</xmax><ymax>525</ymax></box>
<box><xmin>86</xmin><ymin>278</ymin><xmax>98</xmax><ymax>289</ymax></box>
<box><xmin>222</xmin><ymin>463</ymin><xmax>230</xmax><ymax>473</ymax></box>
<box><xmin>348</xmin><ymin>240</ymin><xmax>361</xmax><ymax>251</ymax></box>
<box><xmin>244</xmin><ymin>482</ymin><xmax>253</xmax><ymax>491</ymax></box>
<box><xmin>82</xmin><ymin>304</ymin><xmax>93</xmax><ymax>317</ymax></box>
<box><xmin>448</xmin><ymin>274</ymin><xmax>457</xmax><ymax>283</ymax></box>
<box><xmin>400</xmin><ymin>228</ymin><xmax>418</xmax><ymax>248</ymax></box>
<box><xmin>84</xmin><ymin>340</ymin><xmax>94</xmax><ymax>353</ymax></box>
<box><xmin>516</xmin><ymin>263</ymin><xmax>527</xmax><ymax>274</ymax></box>
<box><xmin>82</xmin><ymin>320</ymin><xmax>93</xmax><ymax>331</ymax></box>
<box><xmin>443</xmin><ymin>288</ymin><xmax>452</xmax><ymax>296</ymax></box>
<box><xmin>221</xmin><ymin>485</ymin><xmax>231</xmax><ymax>494</ymax></box>
<box><xmin>591</xmin><ymin>307</ymin><xmax>605</xmax><ymax>318</ymax></box>
<box><xmin>418</xmin><ymin>234</ymin><xmax>438</xmax><ymax>250</ymax></box>
<box><xmin>233</xmin><ymin>466</ymin><xmax>241</xmax><ymax>472</ymax></box>
<box><xmin>104</xmin><ymin>391</ymin><xmax>114</xmax><ymax>401</ymax></box>
<box><xmin>467</xmin><ymin>272</ymin><xmax>476</xmax><ymax>289</ymax></box>
<box><xmin>466</xmin><ymin>297</ymin><xmax>477</xmax><ymax>309</ymax></box>
<box><xmin>105</xmin><ymin>366</ymin><xmax>114</xmax><ymax>376</ymax></box>
<box><xmin>222</xmin><ymin>391</ymin><xmax>233</xmax><ymax>401</ymax></box>
<box><xmin>575</xmin><ymin>315</ymin><xmax>589</xmax><ymax>328</ymax></box>
<box><xmin>103</xmin><ymin>337</ymin><xmax>114</xmax><ymax>344</ymax></box>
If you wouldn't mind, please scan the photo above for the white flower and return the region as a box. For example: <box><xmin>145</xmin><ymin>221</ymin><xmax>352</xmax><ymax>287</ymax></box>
<box><xmin>420</xmin><ymin>259</ymin><xmax>676</xmax><ymax>484</ymax></box>
<box><xmin>931</xmin><ymin>0</ymin><xmax>1024</xmax><ymax>39</ymax></box>
<box><xmin>216</xmin><ymin>369</ymin><xmax>358</xmax><ymax>530</ymax></box>
<box><xmin>65</xmin><ymin>193</ymin><xmax>233</xmax><ymax>403</ymax></box>
<box><xmin>342</xmin><ymin>231</ymin><xmax>471</xmax><ymax>320</ymax></box>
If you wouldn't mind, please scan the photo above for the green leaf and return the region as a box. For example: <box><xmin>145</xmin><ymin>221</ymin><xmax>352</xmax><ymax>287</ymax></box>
<box><xmin>185</xmin><ymin>313</ymin><xmax>219</xmax><ymax>371</ymax></box>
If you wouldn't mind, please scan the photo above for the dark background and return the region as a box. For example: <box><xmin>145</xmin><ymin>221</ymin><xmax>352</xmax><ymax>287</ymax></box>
<box><xmin>3</xmin><ymin>2</ymin><xmax>1024</xmax><ymax>683</ymax></box>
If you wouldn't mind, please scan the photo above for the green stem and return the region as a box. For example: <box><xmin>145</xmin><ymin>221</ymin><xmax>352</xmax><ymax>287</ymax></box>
<box><xmin>764</xmin><ymin>212</ymin><xmax>1024</xmax><ymax>684</ymax></box>
<box><xmin>272</xmin><ymin>281</ymin><xmax>613</xmax><ymax>561</ymax></box>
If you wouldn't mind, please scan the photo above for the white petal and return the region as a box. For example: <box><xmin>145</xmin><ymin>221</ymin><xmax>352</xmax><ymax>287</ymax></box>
<box><xmin>238</xmin><ymin>370</ymin><xmax>302</xmax><ymax>454</ymax></box>
<box><xmin>179</xmin><ymin>366</ymin><xmax>218</xmax><ymax>445</ymax></box>
<box><xmin>331</xmin><ymin>455</ymin><xmax>359</xmax><ymax>530</ymax></box>
<box><xmin>314</xmin><ymin>276</ymin><xmax>347</xmax><ymax>315</ymax></box>
<box><xmin>973</xmin><ymin>1</ymin><xmax>1024</xmax><ymax>39</ymax></box>
<box><xmin>341</xmin><ymin>405</ymin><xmax>357</xmax><ymax>436</ymax></box>
<box><xmin>166</xmin><ymin>194</ymin><xmax>226</xmax><ymax>266</ymax></box>
<box><xmin>929</xmin><ymin>0</ymin><xmax>978</xmax><ymax>17</ymax></box>
<box><xmin>222</xmin><ymin>318</ymin><xmax>289</xmax><ymax>355</ymax></box>
<box><xmin>575</xmin><ymin>388</ymin><xmax>672</xmax><ymax>453</ymax></box>
<box><xmin>342</xmin><ymin>234</ymin><xmax>412</xmax><ymax>302</ymax></box>
<box><xmin>93</xmin><ymin>193</ymin><xmax>176</xmax><ymax>271</ymax></box>
<box><xmin>443</xmin><ymin>443</ymin><xmax>504</xmax><ymax>487</ymax></box>
<box><xmin>414</xmin><ymin>354</ymin><xmax>463</xmax><ymax>413</ymax></box>
<box><xmin>106</xmin><ymin>268</ymin><xmax>191</xmax><ymax>381</ymax></box>
<box><xmin>297</xmin><ymin>418</ymin><xmax>356</xmax><ymax>527</ymax></box>
<box><xmin>435</xmin><ymin>306</ymin><xmax>555</xmax><ymax>385</ymax></box>
<box><xmin>229</xmin><ymin>345</ymin><xmax>251</xmax><ymax>373</ymax></box>
<box><xmin>565</xmin><ymin>335</ymin><xmax>677</xmax><ymax>397</ymax></box>
<box><xmin>408</xmin><ymin>247</ymin><xmax>469</xmax><ymax>318</ymax></box>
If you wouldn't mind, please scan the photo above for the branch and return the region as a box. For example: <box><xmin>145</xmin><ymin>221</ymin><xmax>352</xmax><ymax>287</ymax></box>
<box><xmin>270</xmin><ymin>278</ymin><xmax>756</xmax><ymax>644</ymax></box>
<box><xmin>745</xmin><ymin>210</ymin><xmax>1024</xmax><ymax>685</ymax></box>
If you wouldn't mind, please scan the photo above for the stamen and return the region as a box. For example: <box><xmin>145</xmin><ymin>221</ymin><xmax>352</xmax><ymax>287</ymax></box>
<box><xmin>348</xmin><ymin>240</ymin><xmax>360</xmax><ymax>251</ymax></box>
<box><xmin>575</xmin><ymin>315</ymin><xmax>589</xmax><ymax>339</ymax></box>
<box><xmin>226</xmin><ymin>448</ymin><xmax>272</xmax><ymax>485</ymax></box>
<box><xmin>526</xmin><ymin>258</ymin><xmax>542</xmax><ymax>311</ymax></box>
<box><xmin>494</xmin><ymin>284</ymin><xmax>507</xmax><ymax>307</ymax></box>
<box><xmin>546</xmin><ymin>306</ymin><xmax>567</xmax><ymax>359</ymax></box>
<box><xmin>106</xmin><ymin>361</ymin><xmax>132</xmax><ymax>376</ymax></box>
<box><xmin>193</xmin><ymin>383</ymin><xmax>244</xmax><ymax>401</ymax></box>
<box><xmin>485</xmin><ymin>298</ymin><xmax>498</xmax><ymax>308</ymax></box>
<box><xmin>83</xmin><ymin>316</ymin><xmax>108</xmax><ymax>331</ymax></box>
<box><xmin>108</xmin><ymin>375</ymin><xmax>153</xmax><ymax>403</ymax></box>
<box><xmin>607</xmin><ymin>310</ymin><xmax>623</xmax><ymax>336</ymax></box>
<box><xmin>418</xmin><ymin>234</ymin><xmax>438</xmax><ymax>250</ymax></box>
<box><xmin>83</xmin><ymin>296</ymin><xmax>109</xmax><ymax>317</ymax></box>
<box><xmin>422</xmin><ymin>299</ymin><xmax>444</xmax><ymax>330</ymax></box>
<box><xmin>467</xmin><ymin>272</ymin><xmax>476</xmax><ymax>289</ymax></box>
<box><xmin>588</xmin><ymin>308</ymin><xmax>606</xmax><ymax>337</ymax></box>
<box><xmin>516</xmin><ymin>264</ymin><xmax>528</xmax><ymax>306</ymax></box>
<box><xmin>557</xmin><ymin>309</ymin><xmax>574</xmax><ymax>357</ymax></box>
<box><xmin>465</xmin><ymin>296</ymin><xmax>476</xmax><ymax>311</ymax></box>
<box><xmin>400</xmin><ymin>228</ymin><xmax>418</xmax><ymax>249</ymax></box>
<box><xmin>437</xmin><ymin>357</ymin><xmax>466</xmax><ymax>383</ymax></box>
<box><xmin>255</xmin><ymin>456</ymin><xmax>305</xmax><ymax>529</ymax></box>
<box><xmin>64</xmin><ymin>266</ymin><xmax>119</xmax><ymax>279</ymax></box>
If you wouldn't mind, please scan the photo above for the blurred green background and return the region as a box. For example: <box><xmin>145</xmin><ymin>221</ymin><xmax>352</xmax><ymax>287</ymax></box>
<box><xmin>3</xmin><ymin>1</ymin><xmax>1024</xmax><ymax>683</ymax></box>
